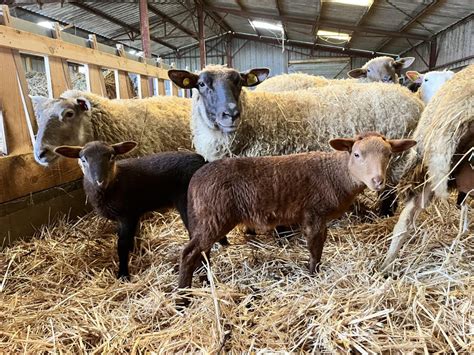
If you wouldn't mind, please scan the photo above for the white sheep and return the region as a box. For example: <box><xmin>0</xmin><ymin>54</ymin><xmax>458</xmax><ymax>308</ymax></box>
<box><xmin>30</xmin><ymin>90</ymin><xmax>192</xmax><ymax>166</ymax></box>
<box><xmin>169</xmin><ymin>65</ymin><xmax>424</xmax><ymax>216</ymax></box>
<box><xmin>380</xmin><ymin>64</ymin><xmax>473</xmax><ymax>271</ymax></box>
<box><xmin>255</xmin><ymin>56</ymin><xmax>415</xmax><ymax>93</ymax></box>
<box><xmin>405</xmin><ymin>70</ymin><xmax>455</xmax><ymax>104</ymax></box>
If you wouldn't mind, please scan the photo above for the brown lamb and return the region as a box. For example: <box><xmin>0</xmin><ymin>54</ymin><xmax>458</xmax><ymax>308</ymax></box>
<box><xmin>178</xmin><ymin>132</ymin><xmax>416</xmax><ymax>289</ymax></box>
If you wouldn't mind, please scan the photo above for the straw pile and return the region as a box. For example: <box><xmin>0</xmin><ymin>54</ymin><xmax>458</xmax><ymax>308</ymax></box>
<box><xmin>1</xmin><ymin>196</ymin><xmax>472</xmax><ymax>353</ymax></box>
<box><xmin>25</xmin><ymin>71</ymin><xmax>48</xmax><ymax>97</ymax></box>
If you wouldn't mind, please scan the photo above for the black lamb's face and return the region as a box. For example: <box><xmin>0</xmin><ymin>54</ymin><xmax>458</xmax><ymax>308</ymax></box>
<box><xmin>168</xmin><ymin>67</ymin><xmax>270</xmax><ymax>133</ymax></box>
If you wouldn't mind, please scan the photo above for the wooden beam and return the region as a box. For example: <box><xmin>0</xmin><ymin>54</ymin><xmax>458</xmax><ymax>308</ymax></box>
<box><xmin>208</xmin><ymin>5</ymin><xmax>428</xmax><ymax>40</ymax></box>
<box><xmin>276</xmin><ymin>0</ymin><xmax>287</xmax><ymax>39</ymax></box>
<box><xmin>71</xmin><ymin>2</ymin><xmax>178</xmax><ymax>52</ymax></box>
<box><xmin>148</xmin><ymin>4</ymin><xmax>198</xmax><ymax>40</ymax></box>
<box><xmin>139</xmin><ymin>0</ymin><xmax>154</xmax><ymax>95</ymax></box>
<box><xmin>226</xmin><ymin>33</ymin><xmax>233</xmax><ymax>67</ymax></box>
<box><xmin>429</xmin><ymin>39</ymin><xmax>438</xmax><ymax>70</ymax></box>
<box><xmin>376</xmin><ymin>0</ymin><xmax>440</xmax><ymax>51</ymax></box>
<box><xmin>0</xmin><ymin>24</ymin><xmax>169</xmax><ymax>79</ymax></box>
<box><xmin>201</xmin><ymin>0</ymin><xmax>232</xmax><ymax>33</ymax></box>
<box><xmin>46</xmin><ymin>56</ymin><xmax>72</xmax><ymax>97</ymax></box>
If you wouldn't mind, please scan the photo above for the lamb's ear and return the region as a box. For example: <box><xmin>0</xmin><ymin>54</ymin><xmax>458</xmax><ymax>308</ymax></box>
<box><xmin>347</xmin><ymin>68</ymin><xmax>367</xmax><ymax>78</ymax></box>
<box><xmin>240</xmin><ymin>68</ymin><xmax>270</xmax><ymax>87</ymax></box>
<box><xmin>76</xmin><ymin>97</ymin><xmax>91</xmax><ymax>111</ymax></box>
<box><xmin>111</xmin><ymin>141</ymin><xmax>138</xmax><ymax>155</ymax></box>
<box><xmin>329</xmin><ymin>138</ymin><xmax>355</xmax><ymax>152</ymax></box>
<box><xmin>393</xmin><ymin>57</ymin><xmax>415</xmax><ymax>70</ymax></box>
<box><xmin>406</xmin><ymin>71</ymin><xmax>423</xmax><ymax>84</ymax></box>
<box><xmin>168</xmin><ymin>70</ymin><xmax>199</xmax><ymax>89</ymax></box>
<box><xmin>54</xmin><ymin>146</ymin><xmax>82</xmax><ymax>159</ymax></box>
<box><xmin>388</xmin><ymin>139</ymin><xmax>417</xmax><ymax>153</ymax></box>
<box><xmin>30</xmin><ymin>95</ymin><xmax>48</xmax><ymax>108</ymax></box>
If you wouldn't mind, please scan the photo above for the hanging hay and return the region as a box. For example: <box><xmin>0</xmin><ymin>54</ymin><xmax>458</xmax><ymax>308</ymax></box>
<box><xmin>1</xmin><ymin>196</ymin><xmax>472</xmax><ymax>353</ymax></box>
<box><xmin>25</xmin><ymin>71</ymin><xmax>48</xmax><ymax>97</ymax></box>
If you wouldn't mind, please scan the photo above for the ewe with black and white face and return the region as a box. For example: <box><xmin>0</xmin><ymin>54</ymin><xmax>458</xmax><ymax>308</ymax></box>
<box><xmin>168</xmin><ymin>66</ymin><xmax>270</xmax><ymax>134</ymax></box>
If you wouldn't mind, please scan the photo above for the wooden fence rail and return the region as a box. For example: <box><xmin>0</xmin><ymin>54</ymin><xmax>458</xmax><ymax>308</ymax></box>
<box><xmin>0</xmin><ymin>5</ymin><xmax>178</xmax><ymax>204</ymax></box>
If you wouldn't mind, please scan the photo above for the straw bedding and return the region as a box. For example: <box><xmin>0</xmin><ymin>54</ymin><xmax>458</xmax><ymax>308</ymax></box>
<box><xmin>1</xmin><ymin>196</ymin><xmax>472</xmax><ymax>353</ymax></box>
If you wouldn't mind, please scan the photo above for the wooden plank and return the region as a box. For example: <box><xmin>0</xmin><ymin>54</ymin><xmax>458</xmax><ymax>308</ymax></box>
<box><xmin>0</xmin><ymin>153</ymin><xmax>81</xmax><ymax>204</ymax></box>
<box><xmin>140</xmin><ymin>75</ymin><xmax>151</xmax><ymax>98</ymax></box>
<box><xmin>158</xmin><ymin>79</ymin><xmax>166</xmax><ymax>96</ymax></box>
<box><xmin>0</xmin><ymin>24</ymin><xmax>169</xmax><ymax>79</ymax></box>
<box><xmin>171</xmin><ymin>82</ymin><xmax>179</xmax><ymax>97</ymax></box>
<box><xmin>88</xmin><ymin>64</ymin><xmax>106</xmax><ymax>96</ymax></box>
<box><xmin>47</xmin><ymin>56</ymin><xmax>71</xmax><ymax>97</ymax></box>
<box><xmin>117</xmin><ymin>71</ymin><xmax>132</xmax><ymax>99</ymax></box>
<box><xmin>12</xmin><ymin>50</ymin><xmax>37</xmax><ymax>134</ymax></box>
<box><xmin>0</xmin><ymin>46</ymin><xmax>32</xmax><ymax>154</ymax></box>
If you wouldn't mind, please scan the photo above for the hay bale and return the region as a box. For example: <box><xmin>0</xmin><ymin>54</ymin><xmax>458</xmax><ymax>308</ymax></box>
<box><xmin>1</xmin><ymin>197</ymin><xmax>471</xmax><ymax>352</ymax></box>
<box><xmin>25</xmin><ymin>71</ymin><xmax>48</xmax><ymax>97</ymax></box>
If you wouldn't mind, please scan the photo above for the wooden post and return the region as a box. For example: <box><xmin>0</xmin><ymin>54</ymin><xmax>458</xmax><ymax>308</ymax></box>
<box><xmin>86</xmin><ymin>35</ymin><xmax>107</xmax><ymax>96</ymax></box>
<box><xmin>116</xmin><ymin>44</ymin><xmax>133</xmax><ymax>99</ymax></box>
<box><xmin>429</xmin><ymin>39</ymin><xmax>438</xmax><ymax>70</ymax></box>
<box><xmin>226</xmin><ymin>33</ymin><xmax>233</xmax><ymax>67</ymax></box>
<box><xmin>171</xmin><ymin>83</ymin><xmax>179</xmax><ymax>97</ymax></box>
<box><xmin>197</xmin><ymin>1</ymin><xmax>206</xmax><ymax>69</ymax></box>
<box><xmin>139</xmin><ymin>0</ymin><xmax>154</xmax><ymax>95</ymax></box>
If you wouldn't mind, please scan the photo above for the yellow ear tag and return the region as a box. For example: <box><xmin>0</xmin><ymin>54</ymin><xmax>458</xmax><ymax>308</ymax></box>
<box><xmin>247</xmin><ymin>73</ymin><xmax>258</xmax><ymax>85</ymax></box>
<box><xmin>183</xmin><ymin>78</ymin><xmax>190</xmax><ymax>87</ymax></box>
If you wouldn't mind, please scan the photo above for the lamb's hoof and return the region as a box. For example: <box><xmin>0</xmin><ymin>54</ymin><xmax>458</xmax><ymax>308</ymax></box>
<box><xmin>176</xmin><ymin>290</ymin><xmax>191</xmax><ymax>309</ymax></box>
<box><xmin>218</xmin><ymin>236</ymin><xmax>230</xmax><ymax>246</ymax></box>
<box><xmin>117</xmin><ymin>271</ymin><xmax>131</xmax><ymax>281</ymax></box>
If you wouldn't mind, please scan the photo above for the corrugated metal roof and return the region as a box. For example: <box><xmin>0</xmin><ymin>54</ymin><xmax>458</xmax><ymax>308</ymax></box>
<box><xmin>12</xmin><ymin>0</ymin><xmax>474</xmax><ymax>57</ymax></box>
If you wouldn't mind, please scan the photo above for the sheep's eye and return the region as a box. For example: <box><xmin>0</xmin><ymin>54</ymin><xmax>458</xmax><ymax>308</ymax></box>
<box><xmin>354</xmin><ymin>152</ymin><xmax>360</xmax><ymax>158</ymax></box>
<box><xmin>81</xmin><ymin>157</ymin><xmax>87</xmax><ymax>163</ymax></box>
<box><xmin>367</xmin><ymin>69</ymin><xmax>371</xmax><ymax>73</ymax></box>
<box><xmin>424</xmin><ymin>79</ymin><xmax>428</xmax><ymax>82</ymax></box>
<box><xmin>198</xmin><ymin>81</ymin><xmax>205</xmax><ymax>88</ymax></box>
<box><xmin>64</xmin><ymin>111</ymin><xmax>74</xmax><ymax>118</ymax></box>
<box><xmin>110</xmin><ymin>155</ymin><xmax>115</xmax><ymax>161</ymax></box>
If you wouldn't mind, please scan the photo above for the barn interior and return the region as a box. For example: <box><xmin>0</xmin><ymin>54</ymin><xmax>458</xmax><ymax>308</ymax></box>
<box><xmin>0</xmin><ymin>0</ymin><xmax>473</xmax><ymax>352</ymax></box>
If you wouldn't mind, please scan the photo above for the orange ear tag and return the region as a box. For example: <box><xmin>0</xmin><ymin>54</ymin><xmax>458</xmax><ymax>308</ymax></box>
<box><xmin>183</xmin><ymin>78</ymin><xmax>190</xmax><ymax>87</ymax></box>
<box><xmin>247</xmin><ymin>73</ymin><xmax>258</xmax><ymax>85</ymax></box>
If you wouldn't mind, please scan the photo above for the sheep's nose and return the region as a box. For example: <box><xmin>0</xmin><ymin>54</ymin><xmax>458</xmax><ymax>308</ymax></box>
<box><xmin>222</xmin><ymin>110</ymin><xmax>240</xmax><ymax>122</ymax></box>
<box><xmin>372</xmin><ymin>176</ymin><xmax>384</xmax><ymax>187</ymax></box>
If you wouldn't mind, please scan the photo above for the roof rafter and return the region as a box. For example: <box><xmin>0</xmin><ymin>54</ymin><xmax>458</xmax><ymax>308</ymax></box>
<box><xmin>148</xmin><ymin>4</ymin><xmax>198</xmax><ymax>40</ymax></box>
<box><xmin>71</xmin><ymin>2</ymin><xmax>178</xmax><ymax>52</ymax></box>
<box><xmin>275</xmin><ymin>0</ymin><xmax>287</xmax><ymax>39</ymax></box>
<box><xmin>208</xmin><ymin>5</ymin><xmax>429</xmax><ymax>41</ymax></box>
<box><xmin>344</xmin><ymin>0</ymin><xmax>376</xmax><ymax>49</ymax></box>
<box><xmin>376</xmin><ymin>0</ymin><xmax>440</xmax><ymax>52</ymax></box>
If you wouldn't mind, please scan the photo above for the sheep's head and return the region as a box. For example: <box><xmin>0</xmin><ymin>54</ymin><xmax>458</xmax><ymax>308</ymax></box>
<box><xmin>348</xmin><ymin>56</ymin><xmax>415</xmax><ymax>83</ymax></box>
<box><xmin>168</xmin><ymin>66</ymin><xmax>270</xmax><ymax>133</ymax></box>
<box><xmin>54</xmin><ymin>141</ymin><xmax>137</xmax><ymax>189</ymax></box>
<box><xmin>330</xmin><ymin>132</ymin><xmax>416</xmax><ymax>192</ymax></box>
<box><xmin>31</xmin><ymin>94</ymin><xmax>94</xmax><ymax>166</ymax></box>
<box><xmin>406</xmin><ymin>70</ymin><xmax>455</xmax><ymax>103</ymax></box>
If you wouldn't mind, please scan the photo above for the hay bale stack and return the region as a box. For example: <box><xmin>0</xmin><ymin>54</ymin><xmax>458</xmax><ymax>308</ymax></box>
<box><xmin>103</xmin><ymin>70</ymin><xmax>137</xmax><ymax>99</ymax></box>
<box><xmin>0</xmin><ymin>198</ymin><xmax>471</xmax><ymax>352</ymax></box>
<box><xmin>71</xmin><ymin>71</ymin><xmax>87</xmax><ymax>92</ymax></box>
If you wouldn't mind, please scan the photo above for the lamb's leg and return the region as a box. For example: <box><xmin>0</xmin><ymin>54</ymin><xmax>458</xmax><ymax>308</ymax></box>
<box><xmin>304</xmin><ymin>217</ymin><xmax>327</xmax><ymax>274</ymax></box>
<box><xmin>176</xmin><ymin>194</ymin><xmax>230</xmax><ymax>246</ymax></box>
<box><xmin>456</xmin><ymin>192</ymin><xmax>467</xmax><ymax>207</ymax></box>
<box><xmin>380</xmin><ymin>187</ymin><xmax>433</xmax><ymax>272</ymax></box>
<box><xmin>117</xmin><ymin>217</ymin><xmax>139</xmax><ymax>280</ymax></box>
<box><xmin>378</xmin><ymin>187</ymin><xmax>398</xmax><ymax>217</ymax></box>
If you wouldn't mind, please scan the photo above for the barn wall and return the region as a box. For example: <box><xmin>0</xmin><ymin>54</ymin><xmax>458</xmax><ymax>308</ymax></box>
<box><xmin>164</xmin><ymin>36</ymin><xmax>369</xmax><ymax>79</ymax></box>
<box><xmin>402</xmin><ymin>18</ymin><xmax>473</xmax><ymax>72</ymax></box>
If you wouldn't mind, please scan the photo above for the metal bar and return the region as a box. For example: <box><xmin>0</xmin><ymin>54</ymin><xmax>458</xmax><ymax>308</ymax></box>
<box><xmin>376</xmin><ymin>0</ymin><xmax>440</xmax><ymax>51</ymax></box>
<box><xmin>72</xmin><ymin>2</ymin><xmax>178</xmax><ymax>51</ymax></box>
<box><xmin>148</xmin><ymin>4</ymin><xmax>198</xmax><ymax>40</ymax></box>
<box><xmin>429</xmin><ymin>39</ymin><xmax>438</xmax><ymax>70</ymax></box>
<box><xmin>226</xmin><ymin>33</ymin><xmax>233</xmax><ymax>67</ymax></box>
<box><xmin>208</xmin><ymin>5</ymin><xmax>428</xmax><ymax>40</ymax></box>
<box><xmin>233</xmin><ymin>33</ymin><xmax>393</xmax><ymax>58</ymax></box>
